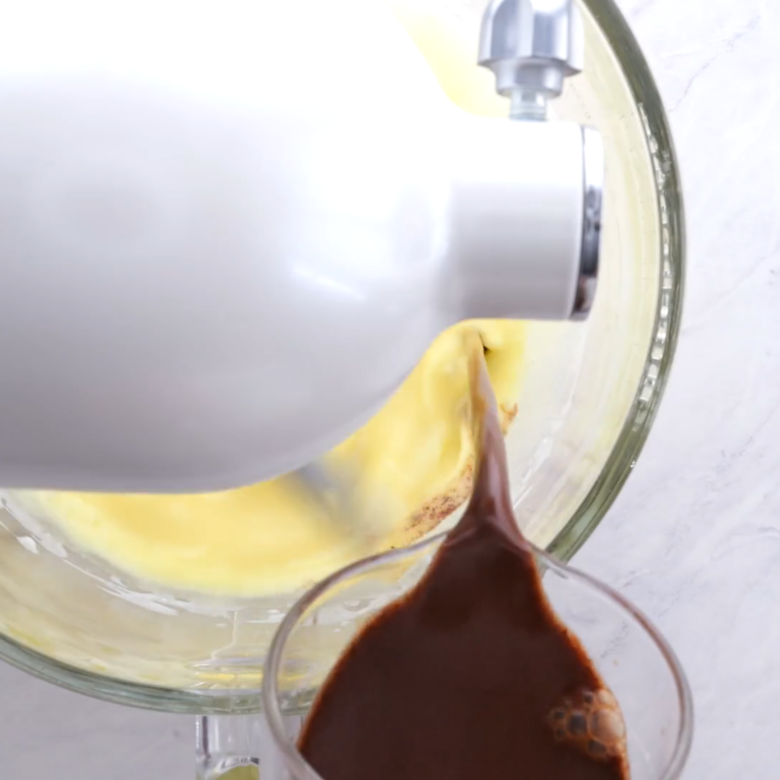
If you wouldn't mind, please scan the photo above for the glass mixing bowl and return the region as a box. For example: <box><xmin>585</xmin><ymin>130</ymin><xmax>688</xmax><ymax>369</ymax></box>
<box><xmin>0</xmin><ymin>0</ymin><xmax>683</xmax><ymax>715</ymax></box>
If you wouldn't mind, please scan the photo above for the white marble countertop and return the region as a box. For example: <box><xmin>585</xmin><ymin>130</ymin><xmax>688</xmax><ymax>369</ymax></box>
<box><xmin>0</xmin><ymin>0</ymin><xmax>776</xmax><ymax>776</ymax></box>
<box><xmin>577</xmin><ymin>0</ymin><xmax>780</xmax><ymax>776</ymax></box>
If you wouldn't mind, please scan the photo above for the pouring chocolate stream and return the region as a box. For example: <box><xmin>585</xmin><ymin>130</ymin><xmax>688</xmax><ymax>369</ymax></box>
<box><xmin>298</xmin><ymin>334</ymin><xmax>629</xmax><ymax>780</ymax></box>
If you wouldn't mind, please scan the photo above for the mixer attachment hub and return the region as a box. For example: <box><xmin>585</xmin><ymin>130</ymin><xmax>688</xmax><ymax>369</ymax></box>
<box><xmin>478</xmin><ymin>0</ymin><xmax>584</xmax><ymax>120</ymax></box>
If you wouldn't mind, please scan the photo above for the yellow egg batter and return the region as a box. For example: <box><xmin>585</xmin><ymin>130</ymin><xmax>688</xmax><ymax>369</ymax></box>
<box><xmin>32</xmin><ymin>7</ymin><xmax>524</xmax><ymax>597</ymax></box>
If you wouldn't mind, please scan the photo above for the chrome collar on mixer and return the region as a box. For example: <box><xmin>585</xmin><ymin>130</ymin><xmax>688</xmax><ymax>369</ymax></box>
<box><xmin>479</xmin><ymin>0</ymin><xmax>602</xmax><ymax>320</ymax></box>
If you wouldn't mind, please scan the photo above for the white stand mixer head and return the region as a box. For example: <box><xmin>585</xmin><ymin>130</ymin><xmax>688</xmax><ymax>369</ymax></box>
<box><xmin>0</xmin><ymin>0</ymin><xmax>602</xmax><ymax>492</ymax></box>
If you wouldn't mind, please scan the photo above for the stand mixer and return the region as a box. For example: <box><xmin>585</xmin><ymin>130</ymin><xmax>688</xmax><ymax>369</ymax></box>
<box><xmin>0</xmin><ymin>0</ymin><xmax>684</xmax><ymax>776</ymax></box>
<box><xmin>0</xmin><ymin>0</ymin><xmax>599</xmax><ymax>494</ymax></box>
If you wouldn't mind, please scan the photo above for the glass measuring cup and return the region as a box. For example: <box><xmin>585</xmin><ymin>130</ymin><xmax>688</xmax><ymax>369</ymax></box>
<box><xmin>259</xmin><ymin>535</ymin><xmax>693</xmax><ymax>780</ymax></box>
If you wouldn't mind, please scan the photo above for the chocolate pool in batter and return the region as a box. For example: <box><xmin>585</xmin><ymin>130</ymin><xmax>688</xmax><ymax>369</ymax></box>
<box><xmin>299</xmin><ymin>347</ymin><xmax>629</xmax><ymax>780</ymax></box>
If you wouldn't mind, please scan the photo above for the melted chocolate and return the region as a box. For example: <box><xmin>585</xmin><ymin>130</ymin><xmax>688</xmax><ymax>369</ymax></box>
<box><xmin>299</xmin><ymin>345</ymin><xmax>629</xmax><ymax>780</ymax></box>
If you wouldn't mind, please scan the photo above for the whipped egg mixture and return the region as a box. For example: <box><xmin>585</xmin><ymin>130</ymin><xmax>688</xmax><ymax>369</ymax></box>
<box><xmin>31</xmin><ymin>7</ymin><xmax>525</xmax><ymax>597</ymax></box>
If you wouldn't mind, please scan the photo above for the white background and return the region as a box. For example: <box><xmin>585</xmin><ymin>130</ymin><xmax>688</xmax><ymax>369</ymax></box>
<box><xmin>0</xmin><ymin>0</ymin><xmax>776</xmax><ymax>776</ymax></box>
